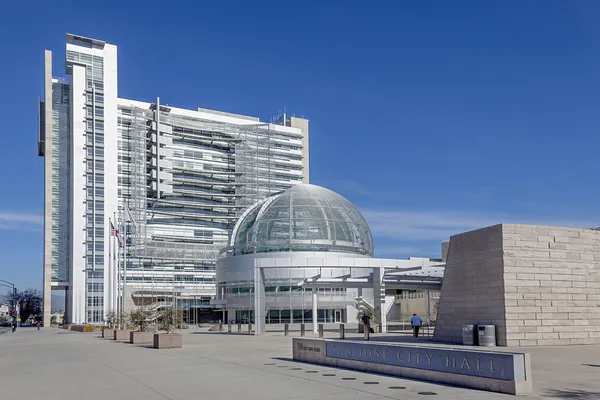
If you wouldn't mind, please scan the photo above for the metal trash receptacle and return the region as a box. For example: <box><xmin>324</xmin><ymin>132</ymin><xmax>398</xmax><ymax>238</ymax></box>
<box><xmin>462</xmin><ymin>324</ymin><xmax>475</xmax><ymax>345</ymax></box>
<box><xmin>477</xmin><ymin>325</ymin><xmax>496</xmax><ymax>347</ymax></box>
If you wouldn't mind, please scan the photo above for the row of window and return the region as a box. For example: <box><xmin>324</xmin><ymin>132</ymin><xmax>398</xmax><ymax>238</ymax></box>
<box><xmin>87</xmin><ymin>174</ymin><xmax>104</xmax><ymax>185</ymax></box>
<box><xmin>86</xmin><ymin>256</ymin><xmax>104</xmax><ymax>265</ymax></box>
<box><xmin>86</xmin><ymin>187</ymin><xmax>104</xmax><ymax>198</ymax></box>
<box><xmin>86</xmin><ymin>147</ymin><xmax>105</xmax><ymax>158</ymax></box>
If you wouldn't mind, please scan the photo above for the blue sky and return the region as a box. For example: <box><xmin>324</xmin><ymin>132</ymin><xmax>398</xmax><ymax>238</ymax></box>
<box><xmin>1</xmin><ymin>1</ymin><xmax>600</xmax><ymax>290</ymax></box>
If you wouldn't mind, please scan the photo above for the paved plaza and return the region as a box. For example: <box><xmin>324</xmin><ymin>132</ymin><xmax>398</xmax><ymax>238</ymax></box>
<box><xmin>0</xmin><ymin>328</ymin><xmax>599</xmax><ymax>399</ymax></box>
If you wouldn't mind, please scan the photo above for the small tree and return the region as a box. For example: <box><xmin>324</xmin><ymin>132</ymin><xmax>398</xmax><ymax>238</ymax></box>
<box><xmin>356</xmin><ymin>306</ymin><xmax>380</xmax><ymax>326</ymax></box>
<box><xmin>157</xmin><ymin>307</ymin><xmax>183</xmax><ymax>333</ymax></box>
<box><xmin>129</xmin><ymin>307</ymin><xmax>152</xmax><ymax>332</ymax></box>
<box><xmin>50</xmin><ymin>315</ymin><xmax>58</xmax><ymax>326</ymax></box>
<box><xmin>105</xmin><ymin>310</ymin><xmax>118</xmax><ymax>329</ymax></box>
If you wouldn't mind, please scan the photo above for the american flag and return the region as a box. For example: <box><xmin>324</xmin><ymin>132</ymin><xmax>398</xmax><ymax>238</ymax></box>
<box><xmin>110</xmin><ymin>221</ymin><xmax>118</xmax><ymax>237</ymax></box>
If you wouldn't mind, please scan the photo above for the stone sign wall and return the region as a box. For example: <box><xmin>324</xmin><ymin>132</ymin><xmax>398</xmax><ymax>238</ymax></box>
<box><xmin>292</xmin><ymin>338</ymin><xmax>532</xmax><ymax>395</ymax></box>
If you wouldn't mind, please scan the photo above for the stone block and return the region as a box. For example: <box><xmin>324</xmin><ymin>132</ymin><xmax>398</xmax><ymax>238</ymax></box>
<box><xmin>558</xmin><ymin>332</ymin><xmax>589</xmax><ymax>339</ymax></box>
<box><xmin>153</xmin><ymin>333</ymin><xmax>183</xmax><ymax>349</ymax></box>
<box><xmin>130</xmin><ymin>331</ymin><xmax>154</xmax><ymax>344</ymax></box>
<box><xmin>518</xmin><ymin>339</ymin><xmax>538</xmax><ymax>346</ymax></box>
<box><xmin>114</xmin><ymin>330</ymin><xmax>130</xmax><ymax>341</ymax></box>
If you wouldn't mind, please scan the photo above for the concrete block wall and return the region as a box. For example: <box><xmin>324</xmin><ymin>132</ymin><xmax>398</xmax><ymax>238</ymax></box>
<box><xmin>502</xmin><ymin>224</ymin><xmax>600</xmax><ymax>346</ymax></box>
<box><xmin>434</xmin><ymin>224</ymin><xmax>508</xmax><ymax>345</ymax></box>
<box><xmin>434</xmin><ymin>224</ymin><xmax>600</xmax><ymax>346</ymax></box>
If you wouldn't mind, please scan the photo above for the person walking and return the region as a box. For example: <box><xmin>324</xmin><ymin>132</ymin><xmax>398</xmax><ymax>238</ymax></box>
<box><xmin>410</xmin><ymin>313</ymin><xmax>422</xmax><ymax>338</ymax></box>
<box><xmin>361</xmin><ymin>314</ymin><xmax>371</xmax><ymax>335</ymax></box>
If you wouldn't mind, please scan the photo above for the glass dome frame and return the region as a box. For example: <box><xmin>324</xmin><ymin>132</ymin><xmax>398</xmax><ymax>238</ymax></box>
<box><xmin>227</xmin><ymin>184</ymin><xmax>374</xmax><ymax>256</ymax></box>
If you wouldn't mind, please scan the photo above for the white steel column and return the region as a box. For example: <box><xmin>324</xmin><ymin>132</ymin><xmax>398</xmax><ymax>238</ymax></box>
<box><xmin>312</xmin><ymin>291</ymin><xmax>318</xmax><ymax>334</ymax></box>
<box><xmin>373</xmin><ymin>267</ymin><xmax>387</xmax><ymax>333</ymax></box>
<box><xmin>253</xmin><ymin>264</ymin><xmax>266</xmax><ymax>335</ymax></box>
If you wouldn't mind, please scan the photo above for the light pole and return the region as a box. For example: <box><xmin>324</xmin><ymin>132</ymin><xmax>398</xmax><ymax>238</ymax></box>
<box><xmin>0</xmin><ymin>280</ymin><xmax>17</xmax><ymax>328</ymax></box>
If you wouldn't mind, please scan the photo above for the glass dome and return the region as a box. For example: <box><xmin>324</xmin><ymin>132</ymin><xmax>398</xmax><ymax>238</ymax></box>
<box><xmin>229</xmin><ymin>184</ymin><xmax>374</xmax><ymax>256</ymax></box>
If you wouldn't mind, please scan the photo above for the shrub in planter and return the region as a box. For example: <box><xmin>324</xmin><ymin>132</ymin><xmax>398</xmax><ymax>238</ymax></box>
<box><xmin>129</xmin><ymin>307</ymin><xmax>154</xmax><ymax>344</ymax></box>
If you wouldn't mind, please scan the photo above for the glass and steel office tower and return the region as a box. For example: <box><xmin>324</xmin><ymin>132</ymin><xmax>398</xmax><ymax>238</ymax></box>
<box><xmin>38</xmin><ymin>34</ymin><xmax>309</xmax><ymax>325</ymax></box>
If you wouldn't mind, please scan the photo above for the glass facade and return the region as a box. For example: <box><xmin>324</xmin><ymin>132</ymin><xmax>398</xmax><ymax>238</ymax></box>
<box><xmin>50</xmin><ymin>80</ymin><xmax>71</xmax><ymax>283</ymax></box>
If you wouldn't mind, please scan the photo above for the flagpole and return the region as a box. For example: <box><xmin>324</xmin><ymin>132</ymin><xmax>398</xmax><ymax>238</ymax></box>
<box><xmin>113</xmin><ymin>214</ymin><xmax>117</xmax><ymax>315</ymax></box>
<box><xmin>108</xmin><ymin>218</ymin><xmax>112</xmax><ymax>314</ymax></box>
<box><xmin>123</xmin><ymin>203</ymin><xmax>128</xmax><ymax>315</ymax></box>
<box><xmin>115</xmin><ymin>211</ymin><xmax>121</xmax><ymax>326</ymax></box>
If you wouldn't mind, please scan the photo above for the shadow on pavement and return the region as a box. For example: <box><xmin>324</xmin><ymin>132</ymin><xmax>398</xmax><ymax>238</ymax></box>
<box><xmin>581</xmin><ymin>364</ymin><xmax>600</xmax><ymax>368</ymax></box>
<box><xmin>544</xmin><ymin>389</ymin><xmax>600</xmax><ymax>399</ymax></box>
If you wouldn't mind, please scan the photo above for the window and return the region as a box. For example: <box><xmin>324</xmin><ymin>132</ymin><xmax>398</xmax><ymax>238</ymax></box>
<box><xmin>86</xmin><ymin>120</ymin><xmax>93</xmax><ymax>131</ymax></box>
<box><xmin>95</xmin><ymin>147</ymin><xmax>104</xmax><ymax>157</ymax></box>
<box><xmin>87</xmin><ymin>242</ymin><xmax>94</xmax><ymax>251</ymax></box>
<box><xmin>95</xmin><ymin>94</ymin><xmax>104</xmax><ymax>104</ymax></box>
<box><xmin>95</xmin><ymin>228</ymin><xmax>103</xmax><ymax>237</ymax></box>
<box><xmin>95</xmin><ymin>108</ymin><xmax>104</xmax><ymax>118</ymax></box>
<box><xmin>95</xmin><ymin>161</ymin><xmax>104</xmax><ymax>171</ymax></box>
<box><xmin>95</xmin><ymin>174</ymin><xmax>104</xmax><ymax>184</ymax></box>
<box><xmin>87</xmin><ymin>174</ymin><xmax>94</xmax><ymax>184</ymax></box>
<box><xmin>87</xmin><ymin>187</ymin><xmax>94</xmax><ymax>198</ymax></box>
<box><xmin>95</xmin><ymin>242</ymin><xmax>104</xmax><ymax>251</ymax></box>
<box><xmin>95</xmin><ymin>121</ymin><xmax>104</xmax><ymax>131</ymax></box>
<box><xmin>95</xmin><ymin>187</ymin><xmax>104</xmax><ymax>197</ymax></box>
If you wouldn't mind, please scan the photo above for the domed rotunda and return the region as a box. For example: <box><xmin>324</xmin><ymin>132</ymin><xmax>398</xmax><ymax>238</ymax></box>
<box><xmin>214</xmin><ymin>184</ymin><xmax>444</xmax><ymax>333</ymax></box>
<box><xmin>228</xmin><ymin>184</ymin><xmax>374</xmax><ymax>257</ymax></box>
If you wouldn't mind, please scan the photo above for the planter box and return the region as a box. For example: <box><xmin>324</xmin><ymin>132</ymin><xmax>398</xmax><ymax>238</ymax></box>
<box><xmin>103</xmin><ymin>328</ymin><xmax>115</xmax><ymax>338</ymax></box>
<box><xmin>114</xmin><ymin>330</ymin><xmax>130</xmax><ymax>341</ymax></box>
<box><xmin>153</xmin><ymin>333</ymin><xmax>183</xmax><ymax>349</ymax></box>
<box><xmin>130</xmin><ymin>331</ymin><xmax>154</xmax><ymax>344</ymax></box>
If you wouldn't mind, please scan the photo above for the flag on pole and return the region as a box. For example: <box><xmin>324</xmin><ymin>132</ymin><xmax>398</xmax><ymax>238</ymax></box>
<box><xmin>124</xmin><ymin>203</ymin><xmax>138</xmax><ymax>233</ymax></box>
<box><xmin>110</xmin><ymin>220</ymin><xmax>118</xmax><ymax>236</ymax></box>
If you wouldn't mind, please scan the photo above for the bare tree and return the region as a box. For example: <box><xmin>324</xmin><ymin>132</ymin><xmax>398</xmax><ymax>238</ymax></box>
<box><xmin>4</xmin><ymin>288</ymin><xmax>42</xmax><ymax>323</ymax></box>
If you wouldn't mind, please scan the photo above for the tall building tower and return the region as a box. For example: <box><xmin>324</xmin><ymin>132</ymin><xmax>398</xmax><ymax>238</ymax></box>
<box><xmin>38</xmin><ymin>34</ymin><xmax>309</xmax><ymax>325</ymax></box>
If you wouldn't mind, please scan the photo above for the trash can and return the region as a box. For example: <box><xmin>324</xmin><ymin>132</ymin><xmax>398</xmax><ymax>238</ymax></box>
<box><xmin>477</xmin><ymin>325</ymin><xmax>496</xmax><ymax>347</ymax></box>
<box><xmin>462</xmin><ymin>324</ymin><xmax>475</xmax><ymax>346</ymax></box>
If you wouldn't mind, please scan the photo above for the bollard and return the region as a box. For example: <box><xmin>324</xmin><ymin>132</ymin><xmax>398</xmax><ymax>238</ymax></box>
<box><xmin>228</xmin><ymin>323</ymin><xmax>231</xmax><ymax>333</ymax></box>
<box><xmin>238</xmin><ymin>323</ymin><xmax>241</xmax><ymax>333</ymax></box>
<box><xmin>248</xmin><ymin>323</ymin><xmax>252</xmax><ymax>334</ymax></box>
<box><xmin>364</xmin><ymin>325</ymin><xmax>370</xmax><ymax>341</ymax></box>
<box><xmin>300</xmin><ymin>323</ymin><xmax>305</xmax><ymax>337</ymax></box>
<box><xmin>318</xmin><ymin>323</ymin><xmax>324</xmax><ymax>338</ymax></box>
<box><xmin>339</xmin><ymin>323</ymin><xmax>345</xmax><ymax>339</ymax></box>
<box><xmin>219</xmin><ymin>322</ymin><xmax>223</xmax><ymax>332</ymax></box>
<box><xmin>284</xmin><ymin>323</ymin><xmax>289</xmax><ymax>336</ymax></box>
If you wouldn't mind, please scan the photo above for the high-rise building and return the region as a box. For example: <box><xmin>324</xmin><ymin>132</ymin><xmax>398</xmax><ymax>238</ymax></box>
<box><xmin>38</xmin><ymin>34</ymin><xmax>309</xmax><ymax>325</ymax></box>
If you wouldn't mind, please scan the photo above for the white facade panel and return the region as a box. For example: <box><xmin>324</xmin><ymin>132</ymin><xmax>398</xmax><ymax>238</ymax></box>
<box><xmin>70</xmin><ymin>64</ymin><xmax>87</xmax><ymax>324</ymax></box>
<box><xmin>103</xmin><ymin>43</ymin><xmax>119</xmax><ymax>314</ymax></box>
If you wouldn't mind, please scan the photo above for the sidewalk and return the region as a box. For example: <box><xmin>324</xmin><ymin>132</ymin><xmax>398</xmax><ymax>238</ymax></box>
<box><xmin>1</xmin><ymin>328</ymin><xmax>599</xmax><ymax>399</ymax></box>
